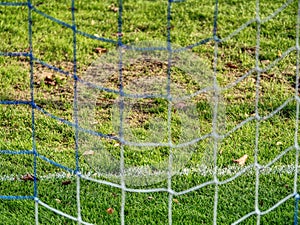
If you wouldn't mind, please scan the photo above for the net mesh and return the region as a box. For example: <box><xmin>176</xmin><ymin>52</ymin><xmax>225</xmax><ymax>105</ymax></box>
<box><xmin>0</xmin><ymin>0</ymin><xmax>299</xmax><ymax>224</ymax></box>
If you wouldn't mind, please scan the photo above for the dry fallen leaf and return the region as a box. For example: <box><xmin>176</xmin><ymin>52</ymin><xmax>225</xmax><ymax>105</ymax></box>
<box><xmin>173</xmin><ymin>198</ymin><xmax>179</xmax><ymax>204</ymax></box>
<box><xmin>241</xmin><ymin>46</ymin><xmax>256</xmax><ymax>55</ymax></box>
<box><xmin>82</xmin><ymin>150</ymin><xmax>94</xmax><ymax>156</ymax></box>
<box><xmin>112</xmin><ymin>32</ymin><xmax>123</xmax><ymax>37</ymax></box>
<box><xmin>106</xmin><ymin>207</ymin><xmax>114</xmax><ymax>214</ymax></box>
<box><xmin>44</xmin><ymin>75</ymin><xmax>56</xmax><ymax>86</ymax></box>
<box><xmin>21</xmin><ymin>174</ymin><xmax>38</xmax><ymax>182</ymax></box>
<box><xmin>94</xmin><ymin>47</ymin><xmax>107</xmax><ymax>54</ymax></box>
<box><xmin>109</xmin><ymin>4</ymin><xmax>118</xmax><ymax>12</ymax></box>
<box><xmin>114</xmin><ymin>143</ymin><xmax>120</xmax><ymax>147</ymax></box>
<box><xmin>147</xmin><ymin>196</ymin><xmax>153</xmax><ymax>201</ymax></box>
<box><xmin>260</xmin><ymin>60</ymin><xmax>270</xmax><ymax>65</ymax></box>
<box><xmin>226</xmin><ymin>62</ymin><xmax>238</xmax><ymax>69</ymax></box>
<box><xmin>233</xmin><ymin>154</ymin><xmax>248</xmax><ymax>166</ymax></box>
<box><xmin>62</xmin><ymin>180</ymin><xmax>72</xmax><ymax>186</ymax></box>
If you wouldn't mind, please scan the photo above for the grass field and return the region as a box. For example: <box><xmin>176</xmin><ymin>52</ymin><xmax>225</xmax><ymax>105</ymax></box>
<box><xmin>0</xmin><ymin>0</ymin><xmax>300</xmax><ymax>224</ymax></box>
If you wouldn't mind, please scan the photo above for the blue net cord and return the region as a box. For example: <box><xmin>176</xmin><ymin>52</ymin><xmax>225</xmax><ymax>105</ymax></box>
<box><xmin>26</xmin><ymin>0</ymin><xmax>38</xmax><ymax>201</ymax></box>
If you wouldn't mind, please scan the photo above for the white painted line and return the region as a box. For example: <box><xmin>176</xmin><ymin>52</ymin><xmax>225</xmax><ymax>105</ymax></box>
<box><xmin>1</xmin><ymin>164</ymin><xmax>299</xmax><ymax>182</ymax></box>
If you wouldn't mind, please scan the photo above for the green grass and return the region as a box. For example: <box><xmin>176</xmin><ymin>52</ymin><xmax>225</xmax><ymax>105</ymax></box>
<box><xmin>0</xmin><ymin>0</ymin><xmax>300</xmax><ymax>224</ymax></box>
<box><xmin>0</xmin><ymin>171</ymin><xmax>298</xmax><ymax>224</ymax></box>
